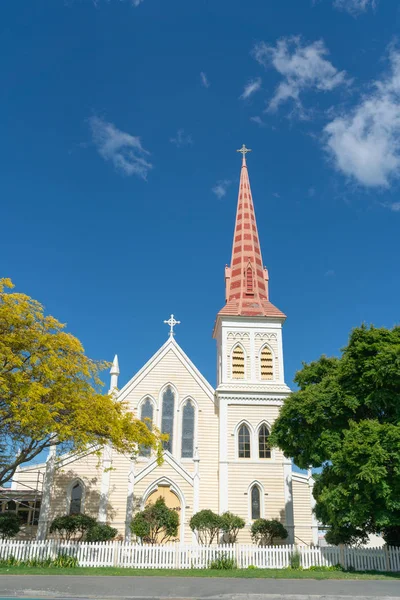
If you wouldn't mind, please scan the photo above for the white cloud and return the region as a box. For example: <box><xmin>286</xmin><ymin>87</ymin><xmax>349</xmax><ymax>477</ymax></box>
<box><xmin>89</xmin><ymin>116</ymin><xmax>152</xmax><ymax>179</ymax></box>
<box><xmin>253</xmin><ymin>36</ymin><xmax>349</xmax><ymax>114</ymax></box>
<box><xmin>333</xmin><ymin>0</ymin><xmax>376</xmax><ymax>15</ymax></box>
<box><xmin>212</xmin><ymin>180</ymin><xmax>231</xmax><ymax>199</ymax></box>
<box><xmin>382</xmin><ymin>201</ymin><xmax>400</xmax><ymax>212</ymax></box>
<box><xmin>200</xmin><ymin>72</ymin><xmax>210</xmax><ymax>88</ymax></box>
<box><xmin>250</xmin><ymin>116</ymin><xmax>265</xmax><ymax>127</ymax></box>
<box><xmin>272</xmin><ymin>192</ymin><xmax>280</xmax><ymax>198</ymax></box>
<box><xmin>240</xmin><ymin>77</ymin><xmax>262</xmax><ymax>100</ymax></box>
<box><xmin>132</xmin><ymin>0</ymin><xmax>144</xmax><ymax>6</ymax></box>
<box><xmin>170</xmin><ymin>129</ymin><xmax>193</xmax><ymax>148</ymax></box>
<box><xmin>324</xmin><ymin>49</ymin><xmax>400</xmax><ymax>188</ymax></box>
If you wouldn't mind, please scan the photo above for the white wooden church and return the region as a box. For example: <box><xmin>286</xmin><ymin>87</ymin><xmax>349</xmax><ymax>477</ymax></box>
<box><xmin>11</xmin><ymin>148</ymin><xmax>318</xmax><ymax>544</ymax></box>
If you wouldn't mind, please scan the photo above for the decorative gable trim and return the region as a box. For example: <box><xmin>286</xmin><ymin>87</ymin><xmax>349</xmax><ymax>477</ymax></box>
<box><xmin>135</xmin><ymin>451</ymin><xmax>194</xmax><ymax>486</ymax></box>
<box><xmin>117</xmin><ymin>337</ymin><xmax>215</xmax><ymax>404</ymax></box>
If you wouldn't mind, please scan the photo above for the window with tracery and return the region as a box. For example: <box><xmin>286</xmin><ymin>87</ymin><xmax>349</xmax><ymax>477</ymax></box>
<box><xmin>232</xmin><ymin>345</ymin><xmax>245</xmax><ymax>379</ymax></box>
<box><xmin>260</xmin><ymin>346</ymin><xmax>273</xmax><ymax>380</ymax></box>
<box><xmin>238</xmin><ymin>424</ymin><xmax>251</xmax><ymax>458</ymax></box>
<box><xmin>69</xmin><ymin>481</ymin><xmax>83</xmax><ymax>515</ymax></box>
<box><xmin>258</xmin><ymin>424</ymin><xmax>271</xmax><ymax>459</ymax></box>
<box><xmin>161</xmin><ymin>386</ymin><xmax>175</xmax><ymax>453</ymax></box>
<box><xmin>181</xmin><ymin>400</ymin><xmax>195</xmax><ymax>458</ymax></box>
<box><xmin>251</xmin><ymin>485</ymin><xmax>261</xmax><ymax>520</ymax></box>
<box><xmin>139</xmin><ymin>398</ymin><xmax>154</xmax><ymax>457</ymax></box>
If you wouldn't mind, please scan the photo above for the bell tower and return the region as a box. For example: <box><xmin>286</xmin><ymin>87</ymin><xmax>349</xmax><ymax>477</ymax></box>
<box><xmin>213</xmin><ymin>147</ymin><xmax>293</xmax><ymax>542</ymax></box>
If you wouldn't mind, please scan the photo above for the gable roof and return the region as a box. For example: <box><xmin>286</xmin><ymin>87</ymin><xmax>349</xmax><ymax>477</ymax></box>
<box><xmin>116</xmin><ymin>336</ymin><xmax>215</xmax><ymax>404</ymax></box>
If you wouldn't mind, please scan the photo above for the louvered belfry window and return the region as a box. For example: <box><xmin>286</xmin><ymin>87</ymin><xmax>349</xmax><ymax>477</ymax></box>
<box><xmin>260</xmin><ymin>346</ymin><xmax>273</xmax><ymax>380</ymax></box>
<box><xmin>246</xmin><ymin>265</ymin><xmax>254</xmax><ymax>294</ymax></box>
<box><xmin>232</xmin><ymin>345</ymin><xmax>245</xmax><ymax>379</ymax></box>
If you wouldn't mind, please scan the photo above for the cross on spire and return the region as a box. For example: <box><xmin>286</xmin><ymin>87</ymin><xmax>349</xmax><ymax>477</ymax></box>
<box><xmin>164</xmin><ymin>314</ymin><xmax>181</xmax><ymax>337</ymax></box>
<box><xmin>237</xmin><ymin>144</ymin><xmax>252</xmax><ymax>165</ymax></box>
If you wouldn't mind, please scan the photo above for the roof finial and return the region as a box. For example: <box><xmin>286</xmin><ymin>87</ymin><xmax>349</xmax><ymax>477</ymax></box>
<box><xmin>164</xmin><ymin>314</ymin><xmax>181</xmax><ymax>337</ymax></box>
<box><xmin>237</xmin><ymin>144</ymin><xmax>252</xmax><ymax>166</ymax></box>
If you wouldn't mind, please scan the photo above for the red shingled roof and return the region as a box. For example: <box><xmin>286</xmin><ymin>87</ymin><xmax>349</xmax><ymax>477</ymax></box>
<box><xmin>217</xmin><ymin>151</ymin><xmax>285</xmax><ymax>320</ymax></box>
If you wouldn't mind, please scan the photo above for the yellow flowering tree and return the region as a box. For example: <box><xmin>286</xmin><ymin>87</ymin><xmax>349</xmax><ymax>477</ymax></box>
<box><xmin>0</xmin><ymin>278</ymin><xmax>163</xmax><ymax>486</ymax></box>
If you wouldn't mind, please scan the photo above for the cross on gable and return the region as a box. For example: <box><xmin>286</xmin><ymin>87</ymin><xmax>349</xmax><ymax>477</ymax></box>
<box><xmin>164</xmin><ymin>314</ymin><xmax>181</xmax><ymax>337</ymax></box>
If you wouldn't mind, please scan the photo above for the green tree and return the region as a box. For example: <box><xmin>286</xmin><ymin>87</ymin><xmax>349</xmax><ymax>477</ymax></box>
<box><xmin>0</xmin><ymin>512</ymin><xmax>21</xmax><ymax>539</ymax></box>
<box><xmin>250</xmin><ymin>519</ymin><xmax>288</xmax><ymax>546</ymax></box>
<box><xmin>220</xmin><ymin>511</ymin><xmax>245</xmax><ymax>543</ymax></box>
<box><xmin>130</xmin><ymin>497</ymin><xmax>179</xmax><ymax>544</ymax></box>
<box><xmin>0</xmin><ymin>279</ymin><xmax>163</xmax><ymax>487</ymax></box>
<box><xmin>270</xmin><ymin>325</ymin><xmax>400</xmax><ymax>546</ymax></box>
<box><xmin>49</xmin><ymin>514</ymin><xmax>97</xmax><ymax>541</ymax></box>
<box><xmin>189</xmin><ymin>509</ymin><xmax>222</xmax><ymax>545</ymax></box>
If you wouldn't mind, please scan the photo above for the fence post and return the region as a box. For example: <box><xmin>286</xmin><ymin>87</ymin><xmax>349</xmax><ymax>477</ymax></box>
<box><xmin>174</xmin><ymin>542</ymin><xmax>180</xmax><ymax>569</ymax></box>
<box><xmin>384</xmin><ymin>545</ymin><xmax>390</xmax><ymax>572</ymax></box>
<box><xmin>113</xmin><ymin>541</ymin><xmax>119</xmax><ymax>567</ymax></box>
<box><xmin>339</xmin><ymin>544</ymin><xmax>345</xmax><ymax>570</ymax></box>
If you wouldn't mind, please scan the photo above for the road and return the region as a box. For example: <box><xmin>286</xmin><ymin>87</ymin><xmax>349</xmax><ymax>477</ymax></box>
<box><xmin>0</xmin><ymin>575</ymin><xmax>400</xmax><ymax>600</ymax></box>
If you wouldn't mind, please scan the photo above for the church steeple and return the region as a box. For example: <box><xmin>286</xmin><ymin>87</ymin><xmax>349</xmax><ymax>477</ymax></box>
<box><xmin>217</xmin><ymin>146</ymin><xmax>285</xmax><ymax>319</ymax></box>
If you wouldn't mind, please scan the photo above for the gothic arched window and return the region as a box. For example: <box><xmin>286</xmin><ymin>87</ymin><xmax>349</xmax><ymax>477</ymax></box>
<box><xmin>181</xmin><ymin>400</ymin><xmax>195</xmax><ymax>458</ymax></box>
<box><xmin>69</xmin><ymin>481</ymin><xmax>84</xmax><ymax>515</ymax></box>
<box><xmin>139</xmin><ymin>398</ymin><xmax>154</xmax><ymax>457</ymax></box>
<box><xmin>161</xmin><ymin>386</ymin><xmax>175</xmax><ymax>453</ymax></box>
<box><xmin>232</xmin><ymin>345</ymin><xmax>245</xmax><ymax>379</ymax></box>
<box><xmin>258</xmin><ymin>424</ymin><xmax>271</xmax><ymax>459</ymax></box>
<box><xmin>251</xmin><ymin>485</ymin><xmax>261</xmax><ymax>520</ymax></box>
<box><xmin>238</xmin><ymin>424</ymin><xmax>251</xmax><ymax>458</ymax></box>
<box><xmin>260</xmin><ymin>346</ymin><xmax>273</xmax><ymax>380</ymax></box>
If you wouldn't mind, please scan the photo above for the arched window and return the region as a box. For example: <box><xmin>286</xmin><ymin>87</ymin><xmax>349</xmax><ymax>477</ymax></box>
<box><xmin>181</xmin><ymin>400</ymin><xmax>195</xmax><ymax>458</ymax></box>
<box><xmin>69</xmin><ymin>481</ymin><xmax>84</xmax><ymax>515</ymax></box>
<box><xmin>139</xmin><ymin>398</ymin><xmax>154</xmax><ymax>457</ymax></box>
<box><xmin>232</xmin><ymin>345</ymin><xmax>245</xmax><ymax>379</ymax></box>
<box><xmin>251</xmin><ymin>485</ymin><xmax>261</xmax><ymax>520</ymax></box>
<box><xmin>260</xmin><ymin>346</ymin><xmax>273</xmax><ymax>380</ymax></box>
<box><xmin>238</xmin><ymin>424</ymin><xmax>251</xmax><ymax>458</ymax></box>
<box><xmin>161</xmin><ymin>386</ymin><xmax>175</xmax><ymax>453</ymax></box>
<box><xmin>259</xmin><ymin>424</ymin><xmax>271</xmax><ymax>459</ymax></box>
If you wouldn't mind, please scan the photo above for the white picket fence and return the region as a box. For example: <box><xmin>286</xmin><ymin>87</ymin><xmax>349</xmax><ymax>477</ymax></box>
<box><xmin>0</xmin><ymin>539</ymin><xmax>399</xmax><ymax>572</ymax></box>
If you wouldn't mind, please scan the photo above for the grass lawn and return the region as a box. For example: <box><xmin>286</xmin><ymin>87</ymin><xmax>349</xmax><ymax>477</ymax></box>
<box><xmin>0</xmin><ymin>566</ymin><xmax>399</xmax><ymax>579</ymax></box>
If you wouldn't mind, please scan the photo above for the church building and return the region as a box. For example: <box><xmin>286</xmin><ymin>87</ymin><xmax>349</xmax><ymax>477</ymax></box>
<box><xmin>11</xmin><ymin>148</ymin><xmax>318</xmax><ymax>545</ymax></box>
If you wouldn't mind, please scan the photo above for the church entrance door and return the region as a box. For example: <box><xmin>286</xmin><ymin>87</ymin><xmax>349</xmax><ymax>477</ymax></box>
<box><xmin>145</xmin><ymin>484</ymin><xmax>181</xmax><ymax>542</ymax></box>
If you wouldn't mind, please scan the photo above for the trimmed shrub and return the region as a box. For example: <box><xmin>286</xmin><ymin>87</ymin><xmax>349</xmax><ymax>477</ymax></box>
<box><xmin>86</xmin><ymin>523</ymin><xmax>118</xmax><ymax>542</ymax></box>
<box><xmin>220</xmin><ymin>512</ymin><xmax>245</xmax><ymax>543</ymax></box>
<box><xmin>190</xmin><ymin>510</ymin><xmax>222</xmax><ymax>545</ymax></box>
<box><xmin>49</xmin><ymin>514</ymin><xmax>97</xmax><ymax>541</ymax></box>
<box><xmin>250</xmin><ymin>519</ymin><xmax>288</xmax><ymax>546</ymax></box>
<box><xmin>130</xmin><ymin>497</ymin><xmax>179</xmax><ymax>544</ymax></box>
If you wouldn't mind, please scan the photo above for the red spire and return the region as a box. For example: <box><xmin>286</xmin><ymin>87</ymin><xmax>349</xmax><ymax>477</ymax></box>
<box><xmin>217</xmin><ymin>146</ymin><xmax>285</xmax><ymax>319</ymax></box>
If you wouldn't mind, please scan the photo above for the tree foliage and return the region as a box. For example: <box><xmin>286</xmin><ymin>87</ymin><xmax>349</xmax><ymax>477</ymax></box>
<box><xmin>85</xmin><ymin>523</ymin><xmax>118</xmax><ymax>542</ymax></box>
<box><xmin>270</xmin><ymin>325</ymin><xmax>400</xmax><ymax>546</ymax></box>
<box><xmin>49</xmin><ymin>514</ymin><xmax>97</xmax><ymax>541</ymax></box>
<box><xmin>130</xmin><ymin>497</ymin><xmax>179</xmax><ymax>544</ymax></box>
<box><xmin>250</xmin><ymin>519</ymin><xmax>288</xmax><ymax>546</ymax></box>
<box><xmin>0</xmin><ymin>279</ymin><xmax>163</xmax><ymax>486</ymax></box>
<box><xmin>0</xmin><ymin>512</ymin><xmax>21</xmax><ymax>539</ymax></box>
<box><xmin>189</xmin><ymin>509</ymin><xmax>222</xmax><ymax>545</ymax></box>
<box><xmin>220</xmin><ymin>511</ymin><xmax>245</xmax><ymax>543</ymax></box>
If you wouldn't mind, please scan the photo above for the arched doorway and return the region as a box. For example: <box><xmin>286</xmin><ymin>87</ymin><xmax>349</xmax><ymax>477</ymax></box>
<box><xmin>145</xmin><ymin>483</ymin><xmax>182</xmax><ymax>542</ymax></box>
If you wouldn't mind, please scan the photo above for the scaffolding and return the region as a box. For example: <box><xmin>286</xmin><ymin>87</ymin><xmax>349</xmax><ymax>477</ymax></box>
<box><xmin>0</xmin><ymin>471</ymin><xmax>44</xmax><ymax>539</ymax></box>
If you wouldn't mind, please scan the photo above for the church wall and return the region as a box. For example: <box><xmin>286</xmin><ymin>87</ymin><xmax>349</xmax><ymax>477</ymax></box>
<box><xmin>115</xmin><ymin>347</ymin><xmax>219</xmax><ymax>534</ymax></box>
<box><xmin>48</xmin><ymin>454</ymin><xmax>103</xmax><ymax>522</ymax></box>
<box><xmin>225</xmin><ymin>404</ymin><xmax>287</xmax><ymax>543</ymax></box>
<box><xmin>106</xmin><ymin>451</ymin><xmax>132</xmax><ymax>535</ymax></box>
<box><xmin>292</xmin><ymin>478</ymin><xmax>314</xmax><ymax>546</ymax></box>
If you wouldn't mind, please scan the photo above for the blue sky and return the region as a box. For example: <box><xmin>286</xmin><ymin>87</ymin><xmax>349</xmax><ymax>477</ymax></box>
<box><xmin>2</xmin><ymin>0</ymin><xmax>400</xmax><ymax>401</ymax></box>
